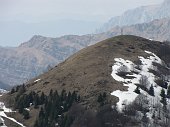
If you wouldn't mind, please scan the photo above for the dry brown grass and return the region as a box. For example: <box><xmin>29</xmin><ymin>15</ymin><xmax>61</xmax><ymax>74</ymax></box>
<box><xmin>2</xmin><ymin>35</ymin><xmax>170</xmax><ymax>127</ymax></box>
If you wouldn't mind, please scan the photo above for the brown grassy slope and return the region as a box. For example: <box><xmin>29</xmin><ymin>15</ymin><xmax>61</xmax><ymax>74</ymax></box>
<box><xmin>23</xmin><ymin>35</ymin><xmax>168</xmax><ymax>107</ymax></box>
<box><xmin>1</xmin><ymin>35</ymin><xmax>170</xmax><ymax>127</ymax></box>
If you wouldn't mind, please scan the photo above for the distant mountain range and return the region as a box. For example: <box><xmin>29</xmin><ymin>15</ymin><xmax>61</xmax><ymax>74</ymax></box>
<box><xmin>107</xmin><ymin>18</ymin><xmax>170</xmax><ymax>41</ymax></box>
<box><xmin>1</xmin><ymin>18</ymin><xmax>170</xmax><ymax>89</ymax></box>
<box><xmin>97</xmin><ymin>0</ymin><xmax>170</xmax><ymax>32</ymax></box>
<box><xmin>0</xmin><ymin>46</ymin><xmax>57</xmax><ymax>88</ymax></box>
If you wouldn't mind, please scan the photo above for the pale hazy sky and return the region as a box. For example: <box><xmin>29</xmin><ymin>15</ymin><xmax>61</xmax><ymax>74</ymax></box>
<box><xmin>0</xmin><ymin>0</ymin><xmax>163</xmax><ymax>46</ymax></box>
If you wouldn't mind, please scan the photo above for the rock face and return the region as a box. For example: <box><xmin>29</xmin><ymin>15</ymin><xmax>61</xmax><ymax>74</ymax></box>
<box><xmin>98</xmin><ymin>0</ymin><xmax>170</xmax><ymax>32</ymax></box>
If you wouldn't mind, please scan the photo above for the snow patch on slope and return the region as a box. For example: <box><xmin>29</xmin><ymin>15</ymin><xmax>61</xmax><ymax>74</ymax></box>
<box><xmin>34</xmin><ymin>78</ymin><xmax>41</xmax><ymax>83</ymax></box>
<box><xmin>0</xmin><ymin>101</ymin><xmax>25</xmax><ymax>127</ymax></box>
<box><xmin>111</xmin><ymin>50</ymin><xmax>163</xmax><ymax>111</ymax></box>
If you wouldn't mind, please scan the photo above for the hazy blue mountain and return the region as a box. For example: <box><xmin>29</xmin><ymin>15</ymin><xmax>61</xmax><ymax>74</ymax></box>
<box><xmin>97</xmin><ymin>0</ymin><xmax>170</xmax><ymax>32</ymax></box>
<box><xmin>0</xmin><ymin>19</ymin><xmax>102</xmax><ymax>47</ymax></box>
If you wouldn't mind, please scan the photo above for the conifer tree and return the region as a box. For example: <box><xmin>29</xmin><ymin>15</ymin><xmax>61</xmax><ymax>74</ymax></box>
<box><xmin>134</xmin><ymin>86</ymin><xmax>140</xmax><ymax>94</ymax></box>
<box><xmin>97</xmin><ymin>93</ymin><xmax>105</xmax><ymax>106</ymax></box>
<box><xmin>23</xmin><ymin>109</ymin><xmax>30</xmax><ymax>119</ymax></box>
<box><xmin>39</xmin><ymin>107</ymin><xmax>45</xmax><ymax>118</ymax></box>
<box><xmin>10</xmin><ymin>88</ymin><xmax>15</xmax><ymax>94</ymax></box>
<box><xmin>18</xmin><ymin>84</ymin><xmax>26</xmax><ymax>95</ymax></box>
<box><xmin>103</xmin><ymin>92</ymin><xmax>107</xmax><ymax>98</ymax></box>
<box><xmin>49</xmin><ymin>89</ymin><xmax>53</xmax><ymax>97</ymax></box>
<box><xmin>160</xmin><ymin>88</ymin><xmax>166</xmax><ymax>98</ymax></box>
<box><xmin>18</xmin><ymin>103</ymin><xmax>24</xmax><ymax>114</ymax></box>
<box><xmin>97</xmin><ymin>93</ymin><xmax>103</xmax><ymax>103</ymax></box>
<box><xmin>149</xmin><ymin>84</ymin><xmax>154</xmax><ymax>96</ymax></box>
<box><xmin>77</xmin><ymin>95</ymin><xmax>81</xmax><ymax>102</ymax></box>
<box><xmin>40</xmin><ymin>92</ymin><xmax>45</xmax><ymax>105</ymax></box>
<box><xmin>160</xmin><ymin>89</ymin><xmax>167</xmax><ymax>105</ymax></box>
<box><xmin>34</xmin><ymin>94</ymin><xmax>40</xmax><ymax>109</ymax></box>
<box><xmin>167</xmin><ymin>85</ymin><xmax>170</xmax><ymax>98</ymax></box>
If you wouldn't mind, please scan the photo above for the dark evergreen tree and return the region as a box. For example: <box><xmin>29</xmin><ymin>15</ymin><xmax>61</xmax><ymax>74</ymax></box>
<box><xmin>15</xmin><ymin>89</ymin><xmax>81</xmax><ymax>127</ymax></box>
<box><xmin>40</xmin><ymin>92</ymin><xmax>46</xmax><ymax>105</ymax></box>
<box><xmin>18</xmin><ymin>103</ymin><xmax>24</xmax><ymax>114</ymax></box>
<box><xmin>49</xmin><ymin>89</ymin><xmax>53</xmax><ymax>98</ymax></box>
<box><xmin>149</xmin><ymin>84</ymin><xmax>154</xmax><ymax>96</ymax></box>
<box><xmin>15</xmin><ymin>85</ymin><xmax>20</xmax><ymax>92</ymax></box>
<box><xmin>39</xmin><ymin>107</ymin><xmax>45</xmax><ymax>118</ymax></box>
<box><xmin>97</xmin><ymin>93</ymin><xmax>103</xmax><ymax>103</ymax></box>
<box><xmin>97</xmin><ymin>93</ymin><xmax>106</xmax><ymax>106</ymax></box>
<box><xmin>65</xmin><ymin>116</ymin><xmax>73</xmax><ymax>127</ymax></box>
<box><xmin>103</xmin><ymin>92</ymin><xmax>107</xmax><ymax>98</ymax></box>
<box><xmin>77</xmin><ymin>95</ymin><xmax>81</xmax><ymax>102</ymax></box>
<box><xmin>18</xmin><ymin>84</ymin><xmax>26</xmax><ymax>95</ymax></box>
<box><xmin>34</xmin><ymin>94</ymin><xmax>40</xmax><ymax>109</ymax></box>
<box><xmin>160</xmin><ymin>89</ymin><xmax>167</xmax><ymax>105</ymax></box>
<box><xmin>38</xmin><ymin>107</ymin><xmax>45</xmax><ymax>127</ymax></box>
<box><xmin>10</xmin><ymin>88</ymin><xmax>15</xmax><ymax>94</ymax></box>
<box><xmin>160</xmin><ymin>88</ymin><xmax>166</xmax><ymax>98</ymax></box>
<box><xmin>134</xmin><ymin>86</ymin><xmax>140</xmax><ymax>94</ymax></box>
<box><xmin>167</xmin><ymin>85</ymin><xmax>170</xmax><ymax>98</ymax></box>
<box><xmin>164</xmin><ymin>82</ymin><xmax>168</xmax><ymax>89</ymax></box>
<box><xmin>28</xmin><ymin>92</ymin><xmax>34</xmax><ymax>105</ymax></box>
<box><xmin>23</xmin><ymin>109</ymin><xmax>30</xmax><ymax>119</ymax></box>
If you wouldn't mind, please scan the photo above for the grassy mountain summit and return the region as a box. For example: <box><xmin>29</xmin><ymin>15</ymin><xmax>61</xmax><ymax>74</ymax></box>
<box><xmin>1</xmin><ymin>18</ymin><xmax>170</xmax><ymax>88</ymax></box>
<box><xmin>2</xmin><ymin>35</ymin><xmax>170</xmax><ymax>127</ymax></box>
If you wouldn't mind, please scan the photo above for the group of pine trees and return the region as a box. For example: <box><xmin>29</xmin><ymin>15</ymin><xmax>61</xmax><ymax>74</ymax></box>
<box><xmin>134</xmin><ymin>77</ymin><xmax>170</xmax><ymax>107</ymax></box>
<box><xmin>34</xmin><ymin>90</ymin><xmax>80</xmax><ymax>127</ymax></box>
<box><xmin>97</xmin><ymin>92</ymin><xmax>107</xmax><ymax>106</ymax></box>
<box><xmin>12</xmin><ymin>87</ymin><xmax>80</xmax><ymax>127</ymax></box>
<box><xmin>134</xmin><ymin>84</ymin><xmax>155</xmax><ymax>96</ymax></box>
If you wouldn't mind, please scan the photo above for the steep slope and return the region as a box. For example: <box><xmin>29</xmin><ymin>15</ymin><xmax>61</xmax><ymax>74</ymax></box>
<box><xmin>25</xmin><ymin>35</ymin><xmax>170</xmax><ymax>102</ymax></box>
<box><xmin>0</xmin><ymin>46</ymin><xmax>57</xmax><ymax>86</ymax></box>
<box><xmin>2</xmin><ymin>35</ymin><xmax>170</xmax><ymax>127</ymax></box>
<box><xmin>98</xmin><ymin>0</ymin><xmax>170</xmax><ymax>32</ymax></box>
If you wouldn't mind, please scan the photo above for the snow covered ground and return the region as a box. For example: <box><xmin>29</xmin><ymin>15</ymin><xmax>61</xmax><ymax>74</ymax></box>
<box><xmin>0</xmin><ymin>99</ymin><xmax>25</xmax><ymax>127</ymax></box>
<box><xmin>34</xmin><ymin>78</ymin><xmax>41</xmax><ymax>83</ymax></box>
<box><xmin>111</xmin><ymin>51</ymin><xmax>169</xmax><ymax>111</ymax></box>
<box><xmin>0</xmin><ymin>89</ymin><xmax>8</xmax><ymax>94</ymax></box>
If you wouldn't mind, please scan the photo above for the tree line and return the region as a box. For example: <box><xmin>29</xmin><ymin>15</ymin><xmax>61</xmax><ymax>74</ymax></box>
<box><xmin>11</xmin><ymin>85</ymin><xmax>80</xmax><ymax>127</ymax></box>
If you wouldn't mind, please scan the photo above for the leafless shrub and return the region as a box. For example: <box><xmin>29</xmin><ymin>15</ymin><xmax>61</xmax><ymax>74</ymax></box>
<box><xmin>117</xmin><ymin>65</ymin><xmax>129</xmax><ymax>73</ymax></box>
<box><xmin>139</xmin><ymin>75</ymin><xmax>149</xmax><ymax>89</ymax></box>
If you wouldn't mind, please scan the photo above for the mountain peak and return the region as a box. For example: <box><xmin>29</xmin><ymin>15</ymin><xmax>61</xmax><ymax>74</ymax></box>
<box><xmin>97</xmin><ymin>0</ymin><xmax>170</xmax><ymax>32</ymax></box>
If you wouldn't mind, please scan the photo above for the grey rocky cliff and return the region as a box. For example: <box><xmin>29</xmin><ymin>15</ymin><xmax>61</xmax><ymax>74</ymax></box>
<box><xmin>97</xmin><ymin>0</ymin><xmax>170</xmax><ymax>32</ymax></box>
